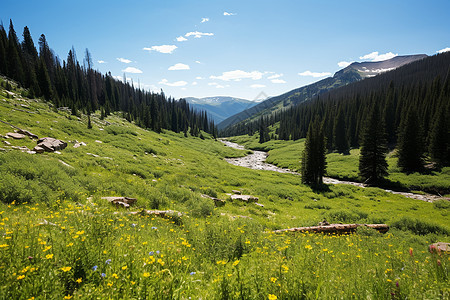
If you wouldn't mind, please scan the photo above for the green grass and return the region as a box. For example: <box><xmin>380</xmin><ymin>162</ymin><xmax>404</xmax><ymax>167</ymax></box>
<box><xmin>1</xmin><ymin>81</ymin><xmax>449</xmax><ymax>298</ymax></box>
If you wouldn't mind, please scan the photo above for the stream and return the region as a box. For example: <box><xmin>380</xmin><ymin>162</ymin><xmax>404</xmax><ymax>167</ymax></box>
<box><xmin>221</xmin><ymin>140</ymin><xmax>449</xmax><ymax>203</ymax></box>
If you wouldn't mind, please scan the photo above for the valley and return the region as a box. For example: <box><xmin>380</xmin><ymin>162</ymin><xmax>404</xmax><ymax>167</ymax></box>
<box><xmin>0</xmin><ymin>79</ymin><xmax>448</xmax><ymax>299</ymax></box>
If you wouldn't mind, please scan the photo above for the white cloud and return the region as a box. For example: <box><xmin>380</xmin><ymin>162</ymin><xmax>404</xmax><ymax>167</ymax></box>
<box><xmin>201</xmin><ymin>18</ymin><xmax>209</xmax><ymax>23</ymax></box>
<box><xmin>359</xmin><ymin>51</ymin><xmax>397</xmax><ymax>62</ymax></box>
<box><xmin>122</xmin><ymin>67</ymin><xmax>143</xmax><ymax>74</ymax></box>
<box><xmin>192</xmin><ymin>82</ymin><xmax>198</xmax><ymax>86</ymax></box>
<box><xmin>117</xmin><ymin>57</ymin><xmax>132</xmax><ymax>63</ymax></box>
<box><xmin>338</xmin><ymin>61</ymin><xmax>353</xmax><ymax>68</ymax></box>
<box><xmin>268</xmin><ymin>73</ymin><xmax>283</xmax><ymax>79</ymax></box>
<box><xmin>159</xmin><ymin>79</ymin><xmax>188</xmax><ymax>87</ymax></box>
<box><xmin>437</xmin><ymin>47</ymin><xmax>450</xmax><ymax>54</ymax></box>
<box><xmin>271</xmin><ymin>79</ymin><xmax>286</xmax><ymax>84</ymax></box>
<box><xmin>196</xmin><ymin>76</ymin><xmax>204</xmax><ymax>80</ymax></box>
<box><xmin>224</xmin><ymin>12</ymin><xmax>236</xmax><ymax>16</ymax></box>
<box><xmin>97</xmin><ymin>60</ymin><xmax>106</xmax><ymax>64</ymax></box>
<box><xmin>176</xmin><ymin>36</ymin><xmax>188</xmax><ymax>42</ymax></box>
<box><xmin>195</xmin><ymin>60</ymin><xmax>202</xmax><ymax>64</ymax></box>
<box><xmin>168</xmin><ymin>63</ymin><xmax>190</xmax><ymax>71</ymax></box>
<box><xmin>298</xmin><ymin>71</ymin><xmax>331</xmax><ymax>78</ymax></box>
<box><xmin>250</xmin><ymin>84</ymin><xmax>266</xmax><ymax>88</ymax></box>
<box><xmin>210</xmin><ymin>70</ymin><xmax>264</xmax><ymax>81</ymax></box>
<box><xmin>143</xmin><ymin>45</ymin><xmax>178</xmax><ymax>54</ymax></box>
<box><xmin>185</xmin><ymin>31</ymin><xmax>214</xmax><ymax>38</ymax></box>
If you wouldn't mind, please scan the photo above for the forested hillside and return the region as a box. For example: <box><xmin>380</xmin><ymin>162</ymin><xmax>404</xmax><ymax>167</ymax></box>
<box><xmin>0</xmin><ymin>20</ymin><xmax>216</xmax><ymax>137</ymax></box>
<box><xmin>222</xmin><ymin>53</ymin><xmax>450</xmax><ymax>167</ymax></box>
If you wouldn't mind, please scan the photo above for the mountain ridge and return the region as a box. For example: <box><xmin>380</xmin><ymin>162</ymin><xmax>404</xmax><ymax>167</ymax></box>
<box><xmin>184</xmin><ymin>96</ymin><xmax>258</xmax><ymax>124</ymax></box>
<box><xmin>218</xmin><ymin>54</ymin><xmax>428</xmax><ymax>130</ymax></box>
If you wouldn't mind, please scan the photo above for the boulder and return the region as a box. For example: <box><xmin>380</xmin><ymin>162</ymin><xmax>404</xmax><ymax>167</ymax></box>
<box><xmin>201</xmin><ymin>194</ymin><xmax>226</xmax><ymax>207</ymax></box>
<box><xmin>18</xmin><ymin>129</ymin><xmax>38</xmax><ymax>139</ymax></box>
<box><xmin>32</xmin><ymin>146</ymin><xmax>45</xmax><ymax>153</ymax></box>
<box><xmin>37</xmin><ymin>137</ymin><xmax>67</xmax><ymax>152</ymax></box>
<box><xmin>102</xmin><ymin>197</ymin><xmax>137</xmax><ymax>206</ymax></box>
<box><xmin>0</xmin><ymin>147</ymin><xmax>6</xmax><ymax>152</ymax></box>
<box><xmin>3</xmin><ymin>141</ymin><xmax>11</xmax><ymax>145</ymax></box>
<box><xmin>232</xmin><ymin>190</ymin><xmax>241</xmax><ymax>195</ymax></box>
<box><xmin>230</xmin><ymin>194</ymin><xmax>259</xmax><ymax>203</ymax></box>
<box><xmin>429</xmin><ymin>242</ymin><xmax>450</xmax><ymax>254</ymax></box>
<box><xmin>6</xmin><ymin>132</ymin><xmax>26</xmax><ymax>139</ymax></box>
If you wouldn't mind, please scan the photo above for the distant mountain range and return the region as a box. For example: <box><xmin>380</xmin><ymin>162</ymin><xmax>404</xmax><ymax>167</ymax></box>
<box><xmin>184</xmin><ymin>96</ymin><xmax>258</xmax><ymax>124</ymax></box>
<box><xmin>217</xmin><ymin>54</ymin><xmax>427</xmax><ymax>130</ymax></box>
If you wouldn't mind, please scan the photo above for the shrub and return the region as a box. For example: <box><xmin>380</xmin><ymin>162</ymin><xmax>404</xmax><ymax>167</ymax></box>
<box><xmin>391</xmin><ymin>217</ymin><xmax>449</xmax><ymax>235</ymax></box>
<box><xmin>433</xmin><ymin>200</ymin><xmax>450</xmax><ymax>210</ymax></box>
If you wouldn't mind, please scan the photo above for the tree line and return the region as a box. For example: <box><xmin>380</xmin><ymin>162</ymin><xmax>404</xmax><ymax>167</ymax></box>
<box><xmin>0</xmin><ymin>20</ymin><xmax>217</xmax><ymax>137</ymax></box>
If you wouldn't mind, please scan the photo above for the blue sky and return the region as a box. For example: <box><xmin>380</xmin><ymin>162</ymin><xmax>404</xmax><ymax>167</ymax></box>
<box><xmin>2</xmin><ymin>0</ymin><xmax>449</xmax><ymax>100</ymax></box>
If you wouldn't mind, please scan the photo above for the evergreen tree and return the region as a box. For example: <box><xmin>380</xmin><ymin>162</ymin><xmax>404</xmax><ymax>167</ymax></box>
<box><xmin>0</xmin><ymin>24</ymin><xmax>7</xmax><ymax>75</ymax></box>
<box><xmin>429</xmin><ymin>105</ymin><xmax>450</xmax><ymax>167</ymax></box>
<box><xmin>258</xmin><ymin>117</ymin><xmax>270</xmax><ymax>143</ymax></box>
<box><xmin>359</xmin><ymin>104</ymin><xmax>389</xmax><ymax>183</ymax></box>
<box><xmin>397</xmin><ymin>108</ymin><xmax>425</xmax><ymax>173</ymax></box>
<box><xmin>37</xmin><ymin>58</ymin><xmax>52</xmax><ymax>100</ymax></box>
<box><xmin>333</xmin><ymin>108</ymin><xmax>349</xmax><ymax>154</ymax></box>
<box><xmin>6</xmin><ymin>20</ymin><xmax>24</xmax><ymax>83</ymax></box>
<box><xmin>301</xmin><ymin>118</ymin><xmax>327</xmax><ymax>186</ymax></box>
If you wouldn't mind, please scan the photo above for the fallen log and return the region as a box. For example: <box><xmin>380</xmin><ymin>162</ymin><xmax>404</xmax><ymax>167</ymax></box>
<box><xmin>273</xmin><ymin>224</ymin><xmax>389</xmax><ymax>234</ymax></box>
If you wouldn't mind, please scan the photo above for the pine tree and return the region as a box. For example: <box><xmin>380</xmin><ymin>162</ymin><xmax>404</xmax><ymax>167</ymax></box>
<box><xmin>429</xmin><ymin>105</ymin><xmax>450</xmax><ymax>167</ymax></box>
<box><xmin>301</xmin><ymin>118</ymin><xmax>327</xmax><ymax>186</ymax></box>
<box><xmin>259</xmin><ymin>117</ymin><xmax>270</xmax><ymax>143</ymax></box>
<box><xmin>333</xmin><ymin>108</ymin><xmax>349</xmax><ymax>154</ymax></box>
<box><xmin>397</xmin><ymin>108</ymin><xmax>425</xmax><ymax>173</ymax></box>
<box><xmin>6</xmin><ymin>20</ymin><xmax>24</xmax><ymax>83</ymax></box>
<box><xmin>359</xmin><ymin>104</ymin><xmax>389</xmax><ymax>183</ymax></box>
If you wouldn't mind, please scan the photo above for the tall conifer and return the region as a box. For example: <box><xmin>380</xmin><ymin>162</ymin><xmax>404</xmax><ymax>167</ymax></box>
<box><xmin>359</xmin><ymin>104</ymin><xmax>388</xmax><ymax>183</ymax></box>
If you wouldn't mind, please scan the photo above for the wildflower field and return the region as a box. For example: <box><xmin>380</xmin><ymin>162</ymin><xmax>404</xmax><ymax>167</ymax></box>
<box><xmin>0</xmin><ymin>81</ymin><xmax>449</xmax><ymax>299</ymax></box>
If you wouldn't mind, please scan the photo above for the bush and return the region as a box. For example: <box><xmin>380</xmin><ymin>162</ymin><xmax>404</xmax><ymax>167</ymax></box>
<box><xmin>433</xmin><ymin>200</ymin><xmax>450</xmax><ymax>210</ymax></box>
<box><xmin>304</xmin><ymin>203</ymin><xmax>331</xmax><ymax>210</ymax></box>
<box><xmin>391</xmin><ymin>217</ymin><xmax>449</xmax><ymax>235</ymax></box>
<box><xmin>326</xmin><ymin>209</ymin><xmax>368</xmax><ymax>223</ymax></box>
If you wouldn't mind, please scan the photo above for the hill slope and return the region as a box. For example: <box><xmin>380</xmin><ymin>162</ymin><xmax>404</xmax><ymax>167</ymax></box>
<box><xmin>185</xmin><ymin>96</ymin><xmax>257</xmax><ymax>123</ymax></box>
<box><xmin>218</xmin><ymin>54</ymin><xmax>427</xmax><ymax>130</ymax></box>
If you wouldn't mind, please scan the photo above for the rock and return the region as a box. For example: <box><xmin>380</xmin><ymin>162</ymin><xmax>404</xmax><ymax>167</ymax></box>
<box><xmin>102</xmin><ymin>197</ymin><xmax>137</xmax><ymax>206</ymax></box>
<box><xmin>6</xmin><ymin>132</ymin><xmax>26</xmax><ymax>139</ymax></box>
<box><xmin>201</xmin><ymin>194</ymin><xmax>226</xmax><ymax>207</ymax></box>
<box><xmin>254</xmin><ymin>203</ymin><xmax>264</xmax><ymax>207</ymax></box>
<box><xmin>3</xmin><ymin>141</ymin><xmax>11</xmax><ymax>145</ymax></box>
<box><xmin>33</xmin><ymin>146</ymin><xmax>45</xmax><ymax>153</ymax></box>
<box><xmin>230</xmin><ymin>194</ymin><xmax>259</xmax><ymax>203</ymax></box>
<box><xmin>429</xmin><ymin>242</ymin><xmax>450</xmax><ymax>254</ymax></box>
<box><xmin>95</xmin><ymin>140</ymin><xmax>102</xmax><ymax>143</ymax></box>
<box><xmin>26</xmin><ymin>151</ymin><xmax>36</xmax><ymax>154</ymax></box>
<box><xmin>0</xmin><ymin>147</ymin><xmax>6</xmax><ymax>152</ymax></box>
<box><xmin>18</xmin><ymin>129</ymin><xmax>38</xmax><ymax>139</ymax></box>
<box><xmin>86</xmin><ymin>153</ymin><xmax>100</xmax><ymax>157</ymax></box>
<box><xmin>232</xmin><ymin>190</ymin><xmax>241</xmax><ymax>195</ymax></box>
<box><xmin>37</xmin><ymin>137</ymin><xmax>67</xmax><ymax>152</ymax></box>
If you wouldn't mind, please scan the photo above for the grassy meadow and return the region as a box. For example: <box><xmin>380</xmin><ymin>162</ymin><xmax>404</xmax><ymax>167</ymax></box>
<box><xmin>0</xmin><ymin>81</ymin><xmax>449</xmax><ymax>299</ymax></box>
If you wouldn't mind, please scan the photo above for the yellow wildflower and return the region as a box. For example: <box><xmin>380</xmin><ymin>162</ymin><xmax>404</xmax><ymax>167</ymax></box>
<box><xmin>122</xmin><ymin>266</ymin><xmax>127</xmax><ymax>270</ymax></box>
<box><xmin>143</xmin><ymin>272</ymin><xmax>150</xmax><ymax>278</ymax></box>
<box><xmin>17</xmin><ymin>275</ymin><xmax>25</xmax><ymax>280</ymax></box>
<box><xmin>61</xmin><ymin>266</ymin><xmax>71</xmax><ymax>272</ymax></box>
<box><xmin>46</xmin><ymin>254</ymin><xmax>54</xmax><ymax>259</ymax></box>
<box><xmin>268</xmin><ymin>294</ymin><xmax>277</xmax><ymax>300</ymax></box>
<box><xmin>76</xmin><ymin>278</ymin><xmax>82</xmax><ymax>283</ymax></box>
<box><xmin>270</xmin><ymin>277</ymin><xmax>277</xmax><ymax>283</ymax></box>
<box><xmin>233</xmin><ymin>260</ymin><xmax>240</xmax><ymax>266</ymax></box>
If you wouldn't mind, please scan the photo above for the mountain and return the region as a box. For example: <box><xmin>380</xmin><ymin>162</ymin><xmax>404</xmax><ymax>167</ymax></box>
<box><xmin>339</xmin><ymin>54</ymin><xmax>428</xmax><ymax>79</ymax></box>
<box><xmin>184</xmin><ymin>96</ymin><xmax>258</xmax><ymax>123</ymax></box>
<box><xmin>218</xmin><ymin>54</ymin><xmax>427</xmax><ymax>130</ymax></box>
